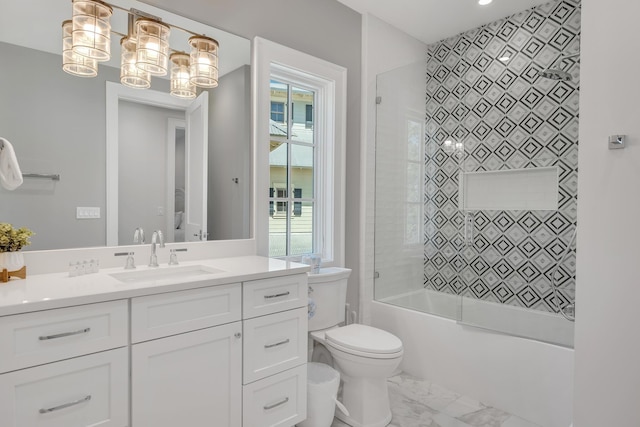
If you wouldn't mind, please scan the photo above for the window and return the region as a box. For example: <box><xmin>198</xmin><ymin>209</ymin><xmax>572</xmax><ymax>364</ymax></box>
<box><xmin>255</xmin><ymin>37</ymin><xmax>347</xmax><ymax>266</ymax></box>
<box><xmin>305</xmin><ymin>104</ymin><xmax>313</xmax><ymax>129</ymax></box>
<box><xmin>270</xmin><ymin>101</ymin><xmax>285</xmax><ymax>122</ymax></box>
<box><xmin>268</xmin><ymin>80</ymin><xmax>315</xmax><ymax>256</ymax></box>
<box><xmin>404</xmin><ymin>118</ymin><xmax>423</xmax><ymax>246</ymax></box>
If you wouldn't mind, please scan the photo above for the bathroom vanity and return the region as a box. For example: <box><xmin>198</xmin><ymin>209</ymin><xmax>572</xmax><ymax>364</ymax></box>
<box><xmin>0</xmin><ymin>256</ymin><xmax>308</xmax><ymax>427</ymax></box>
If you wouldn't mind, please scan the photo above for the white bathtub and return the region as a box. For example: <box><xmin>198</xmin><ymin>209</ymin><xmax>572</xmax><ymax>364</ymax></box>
<box><xmin>371</xmin><ymin>290</ymin><xmax>574</xmax><ymax>427</ymax></box>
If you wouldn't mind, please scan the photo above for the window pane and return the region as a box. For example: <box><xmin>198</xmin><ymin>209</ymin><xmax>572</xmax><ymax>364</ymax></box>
<box><xmin>269</xmin><ymin>201</ymin><xmax>288</xmax><ymax>257</ymax></box>
<box><xmin>270</xmin><ymin>80</ymin><xmax>289</xmax><ymax>136</ymax></box>
<box><xmin>406</xmin><ymin>163</ymin><xmax>421</xmax><ymax>203</ymax></box>
<box><xmin>291</xmin><ymin>87</ymin><xmax>314</xmax><ymax>143</ymax></box>
<box><xmin>290</xmin><ymin>201</ymin><xmax>314</xmax><ymax>255</ymax></box>
<box><xmin>405</xmin><ymin>204</ymin><xmax>420</xmax><ymax>245</ymax></box>
<box><xmin>269</xmin><ymin>142</ymin><xmax>288</xmax><ymax>201</ymax></box>
<box><xmin>291</xmin><ymin>144</ymin><xmax>314</xmax><ymax>198</ymax></box>
<box><xmin>407</xmin><ymin>120</ymin><xmax>422</xmax><ymax>161</ymax></box>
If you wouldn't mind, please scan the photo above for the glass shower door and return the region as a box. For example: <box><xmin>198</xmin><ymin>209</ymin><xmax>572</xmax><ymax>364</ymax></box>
<box><xmin>373</xmin><ymin>62</ymin><xmax>459</xmax><ymax>320</ymax></box>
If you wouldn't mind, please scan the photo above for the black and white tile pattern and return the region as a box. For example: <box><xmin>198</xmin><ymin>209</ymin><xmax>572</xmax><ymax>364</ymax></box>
<box><xmin>424</xmin><ymin>0</ymin><xmax>580</xmax><ymax>313</ymax></box>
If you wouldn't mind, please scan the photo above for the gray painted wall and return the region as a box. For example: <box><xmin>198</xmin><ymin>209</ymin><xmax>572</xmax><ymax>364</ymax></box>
<box><xmin>144</xmin><ymin>0</ymin><xmax>363</xmax><ymax>315</ymax></box>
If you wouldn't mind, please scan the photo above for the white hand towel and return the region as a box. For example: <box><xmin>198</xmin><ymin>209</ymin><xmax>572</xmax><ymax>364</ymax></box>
<box><xmin>0</xmin><ymin>137</ymin><xmax>24</xmax><ymax>190</ymax></box>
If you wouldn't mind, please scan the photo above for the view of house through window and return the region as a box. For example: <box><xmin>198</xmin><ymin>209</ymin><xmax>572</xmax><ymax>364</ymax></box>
<box><xmin>269</xmin><ymin>80</ymin><xmax>316</xmax><ymax>257</ymax></box>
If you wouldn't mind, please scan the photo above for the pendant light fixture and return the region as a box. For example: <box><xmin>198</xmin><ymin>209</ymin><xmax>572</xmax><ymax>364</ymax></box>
<box><xmin>170</xmin><ymin>52</ymin><xmax>196</xmax><ymax>99</ymax></box>
<box><xmin>189</xmin><ymin>35</ymin><xmax>219</xmax><ymax>88</ymax></box>
<box><xmin>135</xmin><ymin>18</ymin><xmax>171</xmax><ymax>76</ymax></box>
<box><xmin>62</xmin><ymin>20</ymin><xmax>98</xmax><ymax>77</ymax></box>
<box><xmin>61</xmin><ymin>1</ymin><xmax>223</xmax><ymax>95</ymax></box>
<box><xmin>120</xmin><ymin>36</ymin><xmax>151</xmax><ymax>89</ymax></box>
<box><xmin>71</xmin><ymin>0</ymin><xmax>113</xmax><ymax>61</ymax></box>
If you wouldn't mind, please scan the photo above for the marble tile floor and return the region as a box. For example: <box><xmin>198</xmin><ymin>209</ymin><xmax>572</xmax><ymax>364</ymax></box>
<box><xmin>330</xmin><ymin>373</ymin><xmax>541</xmax><ymax>427</ymax></box>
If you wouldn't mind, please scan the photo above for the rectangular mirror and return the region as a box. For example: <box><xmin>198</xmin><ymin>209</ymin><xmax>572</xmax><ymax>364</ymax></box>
<box><xmin>0</xmin><ymin>0</ymin><xmax>251</xmax><ymax>250</ymax></box>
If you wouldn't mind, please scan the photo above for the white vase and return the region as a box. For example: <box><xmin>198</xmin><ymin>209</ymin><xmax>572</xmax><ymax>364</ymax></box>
<box><xmin>0</xmin><ymin>251</ymin><xmax>25</xmax><ymax>272</ymax></box>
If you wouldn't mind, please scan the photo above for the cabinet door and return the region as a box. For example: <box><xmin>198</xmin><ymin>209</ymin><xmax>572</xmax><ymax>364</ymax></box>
<box><xmin>0</xmin><ymin>300</ymin><xmax>128</xmax><ymax>374</ymax></box>
<box><xmin>131</xmin><ymin>283</ymin><xmax>241</xmax><ymax>343</ymax></box>
<box><xmin>132</xmin><ymin>322</ymin><xmax>242</xmax><ymax>427</ymax></box>
<box><xmin>243</xmin><ymin>274</ymin><xmax>308</xmax><ymax>319</ymax></box>
<box><xmin>242</xmin><ymin>364</ymin><xmax>307</xmax><ymax>427</ymax></box>
<box><xmin>0</xmin><ymin>347</ymin><xmax>128</xmax><ymax>427</ymax></box>
<box><xmin>243</xmin><ymin>307</ymin><xmax>307</xmax><ymax>384</ymax></box>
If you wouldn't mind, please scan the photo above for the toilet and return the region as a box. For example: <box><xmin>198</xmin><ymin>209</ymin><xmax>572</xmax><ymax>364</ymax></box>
<box><xmin>308</xmin><ymin>267</ymin><xmax>403</xmax><ymax>427</ymax></box>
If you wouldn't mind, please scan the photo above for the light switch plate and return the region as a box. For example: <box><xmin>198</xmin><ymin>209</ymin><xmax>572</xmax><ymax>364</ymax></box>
<box><xmin>76</xmin><ymin>207</ymin><xmax>101</xmax><ymax>219</ymax></box>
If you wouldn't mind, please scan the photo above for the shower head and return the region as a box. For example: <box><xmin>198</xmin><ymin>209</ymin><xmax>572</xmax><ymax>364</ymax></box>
<box><xmin>537</xmin><ymin>68</ymin><xmax>573</xmax><ymax>81</ymax></box>
<box><xmin>537</xmin><ymin>51</ymin><xmax>579</xmax><ymax>82</ymax></box>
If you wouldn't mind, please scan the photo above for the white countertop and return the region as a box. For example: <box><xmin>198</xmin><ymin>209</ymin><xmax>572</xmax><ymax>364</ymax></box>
<box><xmin>0</xmin><ymin>256</ymin><xmax>309</xmax><ymax>317</ymax></box>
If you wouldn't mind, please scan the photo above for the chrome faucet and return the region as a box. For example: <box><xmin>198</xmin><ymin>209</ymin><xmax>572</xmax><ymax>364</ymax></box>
<box><xmin>148</xmin><ymin>230</ymin><xmax>165</xmax><ymax>267</ymax></box>
<box><xmin>133</xmin><ymin>227</ymin><xmax>145</xmax><ymax>244</ymax></box>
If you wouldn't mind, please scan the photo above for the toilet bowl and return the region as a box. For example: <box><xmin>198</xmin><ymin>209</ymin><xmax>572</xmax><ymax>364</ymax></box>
<box><xmin>311</xmin><ymin>324</ymin><xmax>403</xmax><ymax>427</ymax></box>
<box><xmin>306</xmin><ymin>267</ymin><xmax>403</xmax><ymax>427</ymax></box>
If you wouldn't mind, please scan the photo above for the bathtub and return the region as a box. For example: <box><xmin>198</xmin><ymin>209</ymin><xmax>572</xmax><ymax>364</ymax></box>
<box><xmin>371</xmin><ymin>289</ymin><xmax>574</xmax><ymax>427</ymax></box>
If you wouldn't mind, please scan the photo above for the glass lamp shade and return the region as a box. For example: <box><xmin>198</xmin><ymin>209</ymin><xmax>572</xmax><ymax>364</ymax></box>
<box><xmin>71</xmin><ymin>0</ymin><xmax>112</xmax><ymax>61</ymax></box>
<box><xmin>135</xmin><ymin>18</ymin><xmax>171</xmax><ymax>76</ymax></box>
<box><xmin>170</xmin><ymin>52</ymin><xmax>196</xmax><ymax>99</ymax></box>
<box><xmin>189</xmin><ymin>35</ymin><xmax>219</xmax><ymax>88</ymax></box>
<box><xmin>120</xmin><ymin>37</ymin><xmax>151</xmax><ymax>89</ymax></box>
<box><xmin>62</xmin><ymin>20</ymin><xmax>98</xmax><ymax>77</ymax></box>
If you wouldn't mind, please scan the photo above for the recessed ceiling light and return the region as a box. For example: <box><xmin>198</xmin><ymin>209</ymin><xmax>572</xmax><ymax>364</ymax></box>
<box><xmin>479</xmin><ymin>0</ymin><xmax>493</xmax><ymax>5</ymax></box>
<box><xmin>498</xmin><ymin>56</ymin><xmax>510</xmax><ymax>62</ymax></box>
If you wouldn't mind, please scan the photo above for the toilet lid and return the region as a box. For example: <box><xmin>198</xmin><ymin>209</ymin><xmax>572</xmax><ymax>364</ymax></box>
<box><xmin>325</xmin><ymin>324</ymin><xmax>403</xmax><ymax>355</ymax></box>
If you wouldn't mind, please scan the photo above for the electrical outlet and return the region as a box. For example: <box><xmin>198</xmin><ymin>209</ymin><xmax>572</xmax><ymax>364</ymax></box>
<box><xmin>157</xmin><ymin>206</ymin><xmax>164</xmax><ymax>216</ymax></box>
<box><xmin>76</xmin><ymin>207</ymin><xmax>100</xmax><ymax>219</ymax></box>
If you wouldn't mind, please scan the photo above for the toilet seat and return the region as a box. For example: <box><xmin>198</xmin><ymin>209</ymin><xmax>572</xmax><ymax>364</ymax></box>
<box><xmin>324</xmin><ymin>324</ymin><xmax>403</xmax><ymax>358</ymax></box>
<box><xmin>326</xmin><ymin>340</ymin><xmax>403</xmax><ymax>360</ymax></box>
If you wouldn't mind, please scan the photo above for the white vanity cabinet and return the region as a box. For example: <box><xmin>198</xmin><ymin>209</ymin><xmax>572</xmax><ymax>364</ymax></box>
<box><xmin>0</xmin><ymin>259</ymin><xmax>308</xmax><ymax>427</ymax></box>
<box><xmin>0</xmin><ymin>301</ymin><xmax>129</xmax><ymax>427</ymax></box>
<box><xmin>130</xmin><ymin>284</ymin><xmax>243</xmax><ymax>427</ymax></box>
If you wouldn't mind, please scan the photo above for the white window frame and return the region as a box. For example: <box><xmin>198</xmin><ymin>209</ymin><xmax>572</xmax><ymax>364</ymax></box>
<box><xmin>253</xmin><ymin>37</ymin><xmax>347</xmax><ymax>266</ymax></box>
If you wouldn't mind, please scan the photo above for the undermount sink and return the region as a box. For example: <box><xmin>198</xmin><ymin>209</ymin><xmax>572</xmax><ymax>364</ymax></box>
<box><xmin>109</xmin><ymin>265</ymin><xmax>225</xmax><ymax>284</ymax></box>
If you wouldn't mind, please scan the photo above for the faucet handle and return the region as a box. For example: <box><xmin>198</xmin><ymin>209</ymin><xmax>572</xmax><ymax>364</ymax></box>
<box><xmin>133</xmin><ymin>227</ymin><xmax>145</xmax><ymax>244</ymax></box>
<box><xmin>125</xmin><ymin>252</ymin><xmax>136</xmax><ymax>269</ymax></box>
<box><xmin>168</xmin><ymin>248</ymin><xmax>187</xmax><ymax>266</ymax></box>
<box><xmin>169</xmin><ymin>249</ymin><xmax>178</xmax><ymax>266</ymax></box>
<box><xmin>115</xmin><ymin>252</ymin><xmax>136</xmax><ymax>269</ymax></box>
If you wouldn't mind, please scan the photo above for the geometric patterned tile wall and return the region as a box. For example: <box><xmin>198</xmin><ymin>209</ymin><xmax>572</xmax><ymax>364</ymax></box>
<box><xmin>424</xmin><ymin>0</ymin><xmax>580</xmax><ymax>313</ymax></box>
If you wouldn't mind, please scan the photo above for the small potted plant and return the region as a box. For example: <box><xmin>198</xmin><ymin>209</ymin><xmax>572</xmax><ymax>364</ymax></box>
<box><xmin>0</xmin><ymin>223</ymin><xmax>34</xmax><ymax>274</ymax></box>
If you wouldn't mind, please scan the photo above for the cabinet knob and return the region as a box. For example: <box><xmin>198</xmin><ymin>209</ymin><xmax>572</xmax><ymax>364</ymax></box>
<box><xmin>234</xmin><ymin>332</ymin><xmax>242</xmax><ymax>338</ymax></box>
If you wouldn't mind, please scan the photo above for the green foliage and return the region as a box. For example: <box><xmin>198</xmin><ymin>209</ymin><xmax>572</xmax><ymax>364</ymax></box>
<box><xmin>0</xmin><ymin>223</ymin><xmax>34</xmax><ymax>252</ymax></box>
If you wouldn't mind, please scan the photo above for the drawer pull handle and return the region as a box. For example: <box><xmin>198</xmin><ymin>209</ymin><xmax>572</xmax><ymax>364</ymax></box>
<box><xmin>264</xmin><ymin>291</ymin><xmax>290</xmax><ymax>299</ymax></box>
<box><xmin>39</xmin><ymin>395</ymin><xmax>92</xmax><ymax>414</ymax></box>
<box><xmin>265</xmin><ymin>338</ymin><xmax>290</xmax><ymax>349</ymax></box>
<box><xmin>39</xmin><ymin>328</ymin><xmax>91</xmax><ymax>341</ymax></box>
<box><xmin>264</xmin><ymin>397</ymin><xmax>289</xmax><ymax>410</ymax></box>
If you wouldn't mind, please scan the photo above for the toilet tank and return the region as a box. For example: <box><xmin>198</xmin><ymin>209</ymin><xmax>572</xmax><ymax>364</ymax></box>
<box><xmin>307</xmin><ymin>267</ymin><xmax>351</xmax><ymax>331</ymax></box>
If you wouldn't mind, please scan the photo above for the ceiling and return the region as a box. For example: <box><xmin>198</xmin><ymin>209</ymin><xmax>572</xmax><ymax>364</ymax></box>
<box><xmin>335</xmin><ymin>0</ymin><xmax>552</xmax><ymax>44</ymax></box>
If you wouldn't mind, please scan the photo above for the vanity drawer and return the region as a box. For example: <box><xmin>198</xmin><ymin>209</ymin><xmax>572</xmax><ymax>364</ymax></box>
<box><xmin>242</xmin><ymin>364</ymin><xmax>307</xmax><ymax>427</ymax></box>
<box><xmin>0</xmin><ymin>300</ymin><xmax>128</xmax><ymax>374</ymax></box>
<box><xmin>243</xmin><ymin>307</ymin><xmax>308</xmax><ymax>384</ymax></box>
<box><xmin>131</xmin><ymin>283</ymin><xmax>241</xmax><ymax>343</ymax></box>
<box><xmin>0</xmin><ymin>347</ymin><xmax>129</xmax><ymax>427</ymax></box>
<box><xmin>243</xmin><ymin>274</ymin><xmax>308</xmax><ymax>319</ymax></box>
